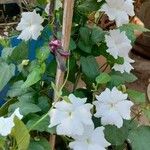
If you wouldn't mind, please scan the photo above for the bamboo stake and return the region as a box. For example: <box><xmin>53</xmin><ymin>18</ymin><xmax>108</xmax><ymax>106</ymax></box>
<box><xmin>50</xmin><ymin>0</ymin><xmax>75</xmax><ymax>149</ymax></box>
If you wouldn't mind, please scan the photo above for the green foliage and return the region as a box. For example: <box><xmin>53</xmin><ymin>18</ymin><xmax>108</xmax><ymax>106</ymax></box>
<box><xmin>96</xmin><ymin>72</ymin><xmax>111</xmax><ymax>84</ymax></box>
<box><xmin>0</xmin><ymin>62</ymin><xmax>15</xmax><ymax>92</ymax></box>
<box><xmin>11</xmin><ymin>117</ymin><xmax>30</xmax><ymax>150</ymax></box>
<box><xmin>29</xmin><ymin>138</ymin><xmax>51</xmax><ymax>150</ymax></box>
<box><xmin>128</xmin><ymin>126</ymin><xmax>150</xmax><ymax>150</ymax></box>
<box><xmin>108</xmin><ymin>72</ymin><xmax>137</xmax><ymax>87</ymax></box>
<box><xmin>127</xmin><ymin>89</ymin><xmax>146</xmax><ymax>104</ymax></box>
<box><xmin>26</xmin><ymin>115</ymin><xmax>50</xmax><ymax>132</ymax></box>
<box><xmin>0</xmin><ymin>1</ymin><xmax>149</xmax><ymax>150</ymax></box>
<box><xmin>10</xmin><ymin>41</ymin><xmax>28</xmax><ymax>64</ymax></box>
<box><xmin>9</xmin><ymin>102</ymin><xmax>41</xmax><ymax>116</ymax></box>
<box><xmin>78</xmin><ymin>0</ymin><xmax>105</xmax><ymax>14</ymax></box>
<box><xmin>78</xmin><ymin>27</ymin><xmax>93</xmax><ymax>53</ymax></box>
<box><xmin>80</xmin><ymin>56</ymin><xmax>99</xmax><ymax>81</ymax></box>
<box><xmin>104</xmin><ymin>125</ymin><xmax>128</xmax><ymax>145</ymax></box>
<box><xmin>36</xmin><ymin>46</ymin><xmax>50</xmax><ymax>63</ymax></box>
<box><xmin>91</xmin><ymin>26</ymin><xmax>105</xmax><ymax>44</ymax></box>
<box><xmin>119</xmin><ymin>23</ymin><xmax>150</xmax><ymax>43</ymax></box>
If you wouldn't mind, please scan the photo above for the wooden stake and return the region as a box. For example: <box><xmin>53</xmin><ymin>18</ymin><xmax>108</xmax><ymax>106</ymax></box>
<box><xmin>50</xmin><ymin>0</ymin><xmax>75</xmax><ymax>149</ymax></box>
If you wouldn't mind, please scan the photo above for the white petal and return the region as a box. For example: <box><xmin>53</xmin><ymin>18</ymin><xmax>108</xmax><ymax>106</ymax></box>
<box><xmin>11</xmin><ymin>108</ymin><xmax>23</xmax><ymax>120</ymax></box>
<box><xmin>88</xmin><ymin>144</ymin><xmax>106</xmax><ymax>150</ymax></box>
<box><xmin>54</xmin><ymin>101</ymin><xmax>73</xmax><ymax>112</ymax></box>
<box><xmin>56</xmin><ymin>117</ymin><xmax>84</xmax><ymax>136</ymax></box>
<box><xmin>69</xmin><ymin>94</ymin><xmax>87</xmax><ymax>107</ymax></box>
<box><xmin>92</xmin><ymin>127</ymin><xmax>110</xmax><ymax>147</ymax></box>
<box><xmin>111</xmin><ymin>87</ymin><xmax>128</xmax><ymax>102</ymax></box>
<box><xmin>17</xmin><ymin>28</ymin><xmax>32</xmax><ymax>41</ymax></box>
<box><xmin>100</xmin><ymin>4</ymin><xmax>115</xmax><ymax>20</ymax></box>
<box><xmin>124</xmin><ymin>0</ymin><xmax>135</xmax><ymax>16</ymax></box>
<box><xmin>94</xmin><ymin>102</ymin><xmax>110</xmax><ymax>118</ymax></box>
<box><xmin>101</xmin><ymin>110</ymin><xmax>123</xmax><ymax>128</ymax></box>
<box><xmin>74</xmin><ymin>104</ymin><xmax>93</xmax><ymax>125</ymax></box>
<box><xmin>49</xmin><ymin>109</ymin><xmax>68</xmax><ymax>128</ymax></box>
<box><xmin>115</xmin><ymin>11</ymin><xmax>129</xmax><ymax>26</ymax></box>
<box><xmin>30</xmin><ymin>25</ymin><xmax>43</xmax><ymax>40</ymax></box>
<box><xmin>116</xmin><ymin>100</ymin><xmax>134</xmax><ymax>120</ymax></box>
<box><xmin>95</xmin><ymin>88</ymin><xmax>111</xmax><ymax>103</ymax></box>
<box><xmin>69</xmin><ymin>141</ymin><xmax>88</xmax><ymax>150</ymax></box>
<box><xmin>0</xmin><ymin>117</ymin><xmax>14</xmax><ymax>136</ymax></box>
<box><xmin>113</xmin><ymin>60</ymin><xmax>134</xmax><ymax>73</ymax></box>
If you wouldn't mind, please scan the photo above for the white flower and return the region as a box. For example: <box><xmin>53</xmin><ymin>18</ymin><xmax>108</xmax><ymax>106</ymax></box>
<box><xmin>0</xmin><ymin>108</ymin><xmax>23</xmax><ymax>136</ymax></box>
<box><xmin>49</xmin><ymin>94</ymin><xmax>93</xmax><ymax>137</ymax></box>
<box><xmin>113</xmin><ymin>56</ymin><xmax>134</xmax><ymax>73</ymax></box>
<box><xmin>69</xmin><ymin>124</ymin><xmax>110</xmax><ymax>150</ymax></box>
<box><xmin>105</xmin><ymin>29</ymin><xmax>132</xmax><ymax>59</ymax></box>
<box><xmin>16</xmin><ymin>10</ymin><xmax>44</xmax><ymax>41</ymax></box>
<box><xmin>93</xmin><ymin>87</ymin><xmax>134</xmax><ymax>128</ymax></box>
<box><xmin>45</xmin><ymin>0</ymin><xmax>62</xmax><ymax>14</ymax></box>
<box><xmin>100</xmin><ymin>0</ymin><xmax>135</xmax><ymax>27</ymax></box>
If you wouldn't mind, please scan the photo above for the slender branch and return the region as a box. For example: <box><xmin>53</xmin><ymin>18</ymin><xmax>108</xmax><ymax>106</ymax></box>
<box><xmin>50</xmin><ymin>1</ymin><xmax>75</xmax><ymax>150</ymax></box>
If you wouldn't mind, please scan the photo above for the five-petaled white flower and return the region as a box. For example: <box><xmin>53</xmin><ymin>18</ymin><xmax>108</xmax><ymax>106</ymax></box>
<box><xmin>100</xmin><ymin>0</ymin><xmax>135</xmax><ymax>27</ymax></box>
<box><xmin>0</xmin><ymin>108</ymin><xmax>23</xmax><ymax>136</ymax></box>
<box><xmin>93</xmin><ymin>87</ymin><xmax>134</xmax><ymax>128</ymax></box>
<box><xmin>113</xmin><ymin>56</ymin><xmax>134</xmax><ymax>73</ymax></box>
<box><xmin>49</xmin><ymin>94</ymin><xmax>93</xmax><ymax>137</ymax></box>
<box><xmin>69</xmin><ymin>124</ymin><xmax>110</xmax><ymax>150</ymax></box>
<box><xmin>105</xmin><ymin>29</ymin><xmax>132</xmax><ymax>59</ymax></box>
<box><xmin>45</xmin><ymin>0</ymin><xmax>62</xmax><ymax>14</ymax></box>
<box><xmin>16</xmin><ymin>10</ymin><xmax>44</xmax><ymax>41</ymax></box>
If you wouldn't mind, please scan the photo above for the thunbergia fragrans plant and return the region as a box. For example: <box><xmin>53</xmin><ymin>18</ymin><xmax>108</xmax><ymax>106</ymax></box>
<box><xmin>0</xmin><ymin>0</ymin><xmax>149</xmax><ymax>150</ymax></box>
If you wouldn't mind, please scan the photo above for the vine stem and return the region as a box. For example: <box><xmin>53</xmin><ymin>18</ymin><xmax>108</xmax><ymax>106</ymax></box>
<box><xmin>49</xmin><ymin>0</ymin><xmax>75</xmax><ymax>150</ymax></box>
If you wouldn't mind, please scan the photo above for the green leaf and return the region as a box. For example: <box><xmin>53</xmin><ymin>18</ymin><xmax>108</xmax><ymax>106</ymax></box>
<box><xmin>11</xmin><ymin>117</ymin><xmax>30</xmax><ymax>150</ymax></box>
<box><xmin>7</xmin><ymin>80</ymin><xmax>31</xmax><ymax>98</ymax></box>
<box><xmin>36</xmin><ymin>0</ymin><xmax>47</xmax><ymax>5</ymax></box>
<box><xmin>104</xmin><ymin>125</ymin><xmax>128</xmax><ymax>146</ymax></box>
<box><xmin>1</xmin><ymin>47</ymin><xmax>14</xmax><ymax>61</ymax></box>
<box><xmin>69</xmin><ymin>38</ymin><xmax>76</xmax><ymax>51</ymax></box>
<box><xmin>0</xmin><ymin>98</ymin><xmax>17</xmax><ymax>116</ymax></box>
<box><xmin>47</xmin><ymin>59</ymin><xmax>57</xmax><ymax>77</ymax></box>
<box><xmin>78</xmin><ymin>27</ymin><xmax>93</xmax><ymax>53</ymax></box>
<box><xmin>22</xmin><ymin>67</ymin><xmax>42</xmax><ymax>88</ymax></box>
<box><xmin>109</xmin><ymin>75</ymin><xmax>125</xmax><ymax>87</ymax></box>
<box><xmin>18</xmin><ymin>92</ymin><xmax>35</xmax><ymax>103</ymax></box>
<box><xmin>28</xmin><ymin>138</ymin><xmax>51</xmax><ymax>150</ymax></box>
<box><xmin>91</xmin><ymin>26</ymin><xmax>105</xmax><ymax>44</ymax></box>
<box><xmin>122</xmin><ymin>72</ymin><xmax>137</xmax><ymax>83</ymax></box>
<box><xmin>96</xmin><ymin>73</ymin><xmax>111</xmax><ymax>84</ymax></box>
<box><xmin>37</xmin><ymin>96</ymin><xmax>50</xmax><ymax>113</ymax></box>
<box><xmin>78</xmin><ymin>0</ymin><xmax>104</xmax><ymax>14</ymax></box>
<box><xmin>9</xmin><ymin>102</ymin><xmax>41</xmax><ymax>116</ymax></box>
<box><xmin>10</xmin><ymin>41</ymin><xmax>28</xmax><ymax>63</ymax></box>
<box><xmin>119</xmin><ymin>23</ymin><xmax>150</xmax><ymax>43</ymax></box>
<box><xmin>26</xmin><ymin>115</ymin><xmax>50</xmax><ymax>132</ymax></box>
<box><xmin>128</xmin><ymin>126</ymin><xmax>150</xmax><ymax>150</ymax></box>
<box><xmin>36</xmin><ymin>46</ymin><xmax>50</xmax><ymax>63</ymax></box>
<box><xmin>127</xmin><ymin>89</ymin><xmax>146</xmax><ymax>103</ymax></box>
<box><xmin>0</xmin><ymin>62</ymin><xmax>15</xmax><ymax>92</ymax></box>
<box><xmin>80</xmin><ymin>56</ymin><xmax>99</xmax><ymax>81</ymax></box>
<box><xmin>108</xmin><ymin>72</ymin><xmax>137</xmax><ymax>87</ymax></box>
<box><xmin>0</xmin><ymin>136</ymin><xmax>6</xmax><ymax>148</ymax></box>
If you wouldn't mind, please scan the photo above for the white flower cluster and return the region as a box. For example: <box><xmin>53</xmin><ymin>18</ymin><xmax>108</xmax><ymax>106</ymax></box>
<box><xmin>49</xmin><ymin>88</ymin><xmax>133</xmax><ymax>150</ymax></box>
<box><xmin>100</xmin><ymin>0</ymin><xmax>135</xmax><ymax>73</ymax></box>
<box><xmin>0</xmin><ymin>108</ymin><xmax>23</xmax><ymax>136</ymax></box>
<box><xmin>16</xmin><ymin>10</ymin><xmax>44</xmax><ymax>41</ymax></box>
<box><xmin>16</xmin><ymin>0</ymin><xmax>62</xmax><ymax>41</ymax></box>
